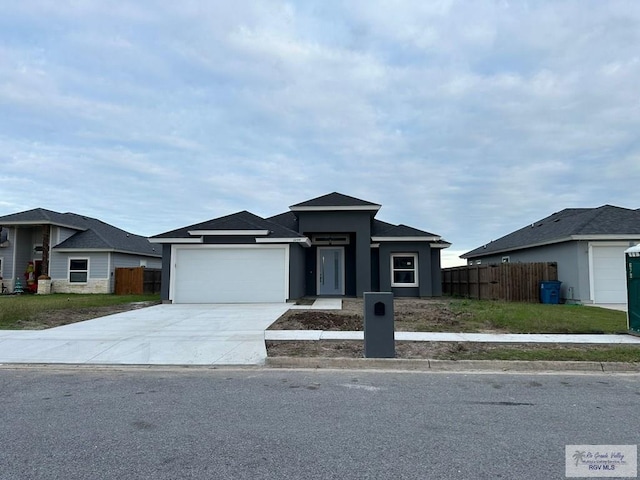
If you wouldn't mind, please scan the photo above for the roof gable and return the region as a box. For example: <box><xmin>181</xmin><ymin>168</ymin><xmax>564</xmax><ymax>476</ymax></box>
<box><xmin>152</xmin><ymin>211</ymin><xmax>302</xmax><ymax>239</ymax></box>
<box><xmin>290</xmin><ymin>192</ymin><xmax>381</xmax><ymax>211</ymax></box>
<box><xmin>0</xmin><ymin>207</ymin><xmax>159</xmax><ymax>257</ymax></box>
<box><xmin>463</xmin><ymin>205</ymin><xmax>640</xmax><ymax>258</ymax></box>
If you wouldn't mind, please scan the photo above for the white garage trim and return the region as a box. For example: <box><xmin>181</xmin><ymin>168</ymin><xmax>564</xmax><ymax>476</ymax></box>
<box><xmin>588</xmin><ymin>242</ymin><xmax>629</xmax><ymax>304</ymax></box>
<box><xmin>169</xmin><ymin>244</ymin><xmax>289</xmax><ymax>303</ymax></box>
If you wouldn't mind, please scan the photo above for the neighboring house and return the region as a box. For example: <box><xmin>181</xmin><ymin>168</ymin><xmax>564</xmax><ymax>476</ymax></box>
<box><xmin>461</xmin><ymin>205</ymin><xmax>640</xmax><ymax>304</ymax></box>
<box><xmin>151</xmin><ymin>192</ymin><xmax>450</xmax><ymax>303</ymax></box>
<box><xmin>0</xmin><ymin>208</ymin><xmax>162</xmax><ymax>294</ymax></box>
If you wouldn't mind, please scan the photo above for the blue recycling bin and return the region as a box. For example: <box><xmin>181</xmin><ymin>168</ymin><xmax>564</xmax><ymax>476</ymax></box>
<box><xmin>540</xmin><ymin>281</ymin><xmax>562</xmax><ymax>304</ymax></box>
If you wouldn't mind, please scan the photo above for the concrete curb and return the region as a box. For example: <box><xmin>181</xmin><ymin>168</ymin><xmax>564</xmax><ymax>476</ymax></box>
<box><xmin>266</xmin><ymin>356</ymin><xmax>640</xmax><ymax>373</ymax></box>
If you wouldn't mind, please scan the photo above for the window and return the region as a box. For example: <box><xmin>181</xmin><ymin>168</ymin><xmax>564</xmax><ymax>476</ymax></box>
<box><xmin>502</xmin><ymin>256</ymin><xmax>510</xmax><ymax>263</ymax></box>
<box><xmin>69</xmin><ymin>259</ymin><xmax>89</xmax><ymax>283</ymax></box>
<box><xmin>391</xmin><ymin>254</ymin><xmax>418</xmax><ymax>287</ymax></box>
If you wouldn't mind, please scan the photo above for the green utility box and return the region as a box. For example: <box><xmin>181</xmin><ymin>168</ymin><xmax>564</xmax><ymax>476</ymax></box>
<box><xmin>625</xmin><ymin>245</ymin><xmax>640</xmax><ymax>335</ymax></box>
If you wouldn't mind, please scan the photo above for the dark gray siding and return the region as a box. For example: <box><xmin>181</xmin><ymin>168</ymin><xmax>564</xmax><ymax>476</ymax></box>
<box><xmin>379</xmin><ymin>242</ymin><xmax>436</xmax><ymax>297</ymax></box>
<box><xmin>161</xmin><ymin>244</ymin><xmax>171</xmax><ymax>301</ymax></box>
<box><xmin>288</xmin><ymin>244</ymin><xmax>306</xmax><ymax>300</ymax></box>
<box><xmin>297</xmin><ymin>211</ymin><xmax>372</xmax><ymax>296</ymax></box>
<box><xmin>430</xmin><ymin>248</ymin><xmax>443</xmax><ymax>296</ymax></box>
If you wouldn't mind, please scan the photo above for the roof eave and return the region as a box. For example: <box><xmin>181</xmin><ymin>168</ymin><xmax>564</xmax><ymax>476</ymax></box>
<box><xmin>149</xmin><ymin>237</ymin><xmax>204</xmax><ymax>244</ymax></box>
<box><xmin>0</xmin><ymin>220</ymin><xmax>85</xmax><ymax>231</ymax></box>
<box><xmin>371</xmin><ymin>236</ymin><xmax>441</xmax><ymax>242</ymax></box>
<box><xmin>290</xmin><ymin>205</ymin><xmax>381</xmax><ymax>212</ymax></box>
<box><xmin>255</xmin><ymin>237</ymin><xmax>312</xmax><ymax>247</ymax></box>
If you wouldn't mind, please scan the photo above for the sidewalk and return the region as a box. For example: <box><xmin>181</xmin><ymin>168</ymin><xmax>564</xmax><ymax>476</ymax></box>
<box><xmin>265</xmin><ymin>330</ymin><xmax>640</xmax><ymax>344</ymax></box>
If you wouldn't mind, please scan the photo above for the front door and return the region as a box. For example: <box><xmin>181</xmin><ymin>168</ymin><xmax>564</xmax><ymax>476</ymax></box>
<box><xmin>317</xmin><ymin>247</ymin><xmax>345</xmax><ymax>295</ymax></box>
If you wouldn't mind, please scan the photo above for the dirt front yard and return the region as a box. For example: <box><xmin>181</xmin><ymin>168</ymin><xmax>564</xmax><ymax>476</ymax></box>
<box><xmin>10</xmin><ymin>300</ymin><xmax>160</xmax><ymax>330</ymax></box>
<box><xmin>266</xmin><ymin>298</ymin><xmax>640</xmax><ymax>362</ymax></box>
<box><xmin>269</xmin><ymin>298</ymin><xmax>489</xmax><ymax>332</ymax></box>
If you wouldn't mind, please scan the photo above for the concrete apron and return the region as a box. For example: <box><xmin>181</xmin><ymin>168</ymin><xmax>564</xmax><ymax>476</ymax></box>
<box><xmin>0</xmin><ymin>304</ymin><xmax>290</xmax><ymax>366</ymax></box>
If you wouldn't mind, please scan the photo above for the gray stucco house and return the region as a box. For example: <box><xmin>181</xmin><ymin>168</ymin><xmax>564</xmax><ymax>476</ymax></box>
<box><xmin>151</xmin><ymin>193</ymin><xmax>450</xmax><ymax>303</ymax></box>
<box><xmin>0</xmin><ymin>208</ymin><xmax>162</xmax><ymax>294</ymax></box>
<box><xmin>461</xmin><ymin>205</ymin><xmax>640</xmax><ymax>304</ymax></box>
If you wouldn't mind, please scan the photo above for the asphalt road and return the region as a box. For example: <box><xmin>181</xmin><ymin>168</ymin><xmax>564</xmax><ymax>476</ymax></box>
<box><xmin>0</xmin><ymin>367</ymin><xmax>638</xmax><ymax>480</ymax></box>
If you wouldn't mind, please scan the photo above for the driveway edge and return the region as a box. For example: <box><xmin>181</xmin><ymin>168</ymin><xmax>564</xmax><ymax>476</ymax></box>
<box><xmin>266</xmin><ymin>357</ymin><xmax>640</xmax><ymax>373</ymax></box>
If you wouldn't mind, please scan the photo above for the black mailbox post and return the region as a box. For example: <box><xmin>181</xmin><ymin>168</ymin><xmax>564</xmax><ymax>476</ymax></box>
<box><xmin>364</xmin><ymin>292</ymin><xmax>395</xmax><ymax>358</ymax></box>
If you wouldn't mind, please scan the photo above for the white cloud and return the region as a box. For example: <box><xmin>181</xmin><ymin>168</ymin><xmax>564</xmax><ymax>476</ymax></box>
<box><xmin>1</xmin><ymin>0</ymin><xmax>640</xmax><ymax>250</ymax></box>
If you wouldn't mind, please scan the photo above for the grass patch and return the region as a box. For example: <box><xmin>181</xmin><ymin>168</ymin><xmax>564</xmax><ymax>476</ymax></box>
<box><xmin>445</xmin><ymin>345</ymin><xmax>640</xmax><ymax>362</ymax></box>
<box><xmin>0</xmin><ymin>294</ymin><xmax>160</xmax><ymax>329</ymax></box>
<box><xmin>445</xmin><ymin>299</ymin><xmax>627</xmax><ymax>334</ymax></box>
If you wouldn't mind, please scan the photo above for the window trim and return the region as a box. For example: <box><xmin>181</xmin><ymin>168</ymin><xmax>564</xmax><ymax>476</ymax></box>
<box><xmin>68</xmin><ymin>258</ymin><xmax>89</xmax><ymax>284</ymax></box>
<box><xmin>390</xmin><ymin>253</ymin><xmax>419</xmax><ymax>287</ymax></box>
<box><xmin>502</xmin><ymin>256</ymin><xmax>510</xmax><ymax>263</ymax></box>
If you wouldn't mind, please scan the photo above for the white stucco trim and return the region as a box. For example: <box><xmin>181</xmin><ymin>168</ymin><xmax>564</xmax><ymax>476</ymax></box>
<box><xmin>149</xmin><ymin>238</ymin><xmax>203</xmax><ymax>244</ymax></box>
<box><xmin>188</xmin><ymin>230</ymin><xmax>270</xmax><ymax>236</ymax></box>
<box><xmin>256</xmin><ymin>237</ymin><xmax>311</xmax><ymax>247</ymax></box>
<box><xmin>430</xmin><ymin>242</ymin><xmax>452</xmax><ymax>249</ymax></box>
<box><xmin>372</xmin><ymin>236</ymin><xmax>440</xmax><ymax>242</ymax></box>
<box><xmin>390</xmin><ymin>253</ymin><xmax>419</xmax><ymax>288</ymax></box>
<box><xmin>1</xmin><ymin>221</ymin><xmax>85</xmax><ymax>231</ymax></box>
<box><xmin>290</xmin><ymin>205</ymin><xmax>381</xmax><ymax>212</ymax></box>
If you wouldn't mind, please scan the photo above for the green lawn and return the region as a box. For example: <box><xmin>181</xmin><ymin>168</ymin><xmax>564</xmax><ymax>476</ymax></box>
<box><xmin>445</xmin><ymin>299</ymin><xmax>628</xmax><ymax>334</ymax></box>
<box><xmin>0</xmin><ymin>294</ymin><xmax>160</xmax><ymax>329</ymax></box>
<box><xmin>444</xmin><ymin>346</ymin><xmax>640</xmax><ymax>363</ymax></box>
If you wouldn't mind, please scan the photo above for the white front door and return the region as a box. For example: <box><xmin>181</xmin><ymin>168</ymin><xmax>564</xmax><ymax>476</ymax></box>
<box><xmin>317</xmin><ymin>247</ymin><xmax>345</xmax><ymax>295</ymax></box>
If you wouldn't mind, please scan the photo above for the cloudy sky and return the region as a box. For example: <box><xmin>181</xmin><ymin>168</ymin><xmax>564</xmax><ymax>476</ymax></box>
<box><xmin>2</xmin><ymin>1</ymin><xmax>640</xmax><ymax>266</ymax></box>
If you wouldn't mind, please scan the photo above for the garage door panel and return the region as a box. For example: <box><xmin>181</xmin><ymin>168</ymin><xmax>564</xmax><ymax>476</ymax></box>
<box><xmin>173</xmin><ymin>247</ymin><xmax>287</xmax><ymax>303</ymax></box>
<box><xmin>592</xmin><ymin>246</ymin><xmax>627</xmax><ymax>304</ymax></box>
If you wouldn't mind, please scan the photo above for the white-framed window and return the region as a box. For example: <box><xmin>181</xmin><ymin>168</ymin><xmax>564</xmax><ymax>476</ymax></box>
<box><xmin>69</xmin><ymin>258</ymin><xmax>89</xmax><ymax>283</ymax></box>
<box><xmin>391</xmin><ymin>253</ymin><xmax>419</xmax><ymax>287</ymax></box>
<box><xmin>476</xmin><ymin>260</ymin><xmax>482</xmax><ymax>265</ymax></box>
<box><xmin>140</xmin><ymin>259</ymin><xmax>147</xmax><ymax>267</ymax></box>
<box><xmin>502</xmin><ymin>256</ymin><xmax>510</xmax><ymax>263</ymax></box>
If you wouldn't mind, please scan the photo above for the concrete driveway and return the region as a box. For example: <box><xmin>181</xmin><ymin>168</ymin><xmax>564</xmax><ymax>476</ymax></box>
<box><xmin>0</xmin><ymin>304</ymin><xmax>290</xmax><ymax>366</ymax></box>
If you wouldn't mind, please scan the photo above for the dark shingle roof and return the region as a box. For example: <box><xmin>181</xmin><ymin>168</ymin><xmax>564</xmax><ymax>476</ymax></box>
<box><xmin>0</xmin><ymin>208</ymin><xmax>159</xmax><ymax>257</ymax></box>
<box><xmin>372</xmin><ymin>219</ymin><xmax>440</xmax><ymax>238</ymax></box>
<box><xmin>462</xmin><ymin>205</ymin><xmax>640</xmax><ymax>258</ymax></box>
<box><xmin>152</xmin><ymin>211</ymin><xmax>302</xmax><ymax>239</ymax></box>
<box><xmin>267</xmin><ymin>211</ymin><xmax>299</xmax><ymax>232</ymax></box>
<box><xmin>290</xmin><ymin>192</ymin><xmax>380</xmax><ymax>209</ymax></box>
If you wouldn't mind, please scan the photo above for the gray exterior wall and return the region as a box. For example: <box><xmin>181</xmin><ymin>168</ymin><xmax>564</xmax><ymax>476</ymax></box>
<box><xmin>0</xmin><ymin>227</ymin><xmax>15</xmax><ymax>288</ymax></box>
<box><xmin>288</xmin><ymin>243</ymin><xmax>306</xmax><ymax>300</ymax></box>
<box><xmin>430</xmin><ymin>248</ymin><xmax>443</xmax><ymax>296</ymax></box>
<box><xmin>378</xmin><ymin>242</ymin><xmax>436</xmax><ymax>297</ymax></box>
<box><xmin>465</xmin><ymin>241</ymin><xmax>586</xmax><ymax>302</ymax></box>
<box><xmin>297</xmin><ymin>211</ymin><xmax>372</xmax><ymax>296</ymax></box>
<box><xmin>14</xmin><ymin>227</ymin><xmax>36</xmax><ymax>285</ymax></box>
<box><xmin>161</xmin><ymin>244</ymin><xmax>172</xmax><ymax>301</ymax></box>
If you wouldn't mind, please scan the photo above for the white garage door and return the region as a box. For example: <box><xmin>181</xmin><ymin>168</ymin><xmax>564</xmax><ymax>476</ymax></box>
<box><xmin>172</xmin><ymin>246</ymin><xmax>288</xmax><ymax>303</ymax></box>
<box><xmin>591</xmin><ymin>245</ymin><xmax>627</xmax><ymax>304</ymax></box>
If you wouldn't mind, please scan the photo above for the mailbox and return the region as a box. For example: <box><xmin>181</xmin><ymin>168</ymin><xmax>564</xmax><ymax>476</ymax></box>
<box><xmin>363</xmin><ymin>292</ymin><xmax>394</xmax><ymax>358</ymax></box>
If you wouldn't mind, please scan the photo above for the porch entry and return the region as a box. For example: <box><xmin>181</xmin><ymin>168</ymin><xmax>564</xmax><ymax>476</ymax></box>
<box><xmin>317</xmin><ymin>247</ymin><xmax>345</xmax><ymax>295</ymax></box>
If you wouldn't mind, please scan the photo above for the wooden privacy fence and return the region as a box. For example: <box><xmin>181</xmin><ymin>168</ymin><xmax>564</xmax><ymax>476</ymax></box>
<box><xmin>442</xmin><ymin>262</ymin><xmax>558</xmax><ymax>302</ymax></box>
<box><xmin>115</xmin><ymin>267</ymin><xmax>162</xmax><ymax>295</ymax></box>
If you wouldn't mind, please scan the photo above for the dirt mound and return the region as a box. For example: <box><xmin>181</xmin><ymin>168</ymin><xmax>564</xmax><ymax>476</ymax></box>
<box><xmin>270</xmin><ymin>311</ymin><xmax>363</xmax><ymax>331</ymax></box>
